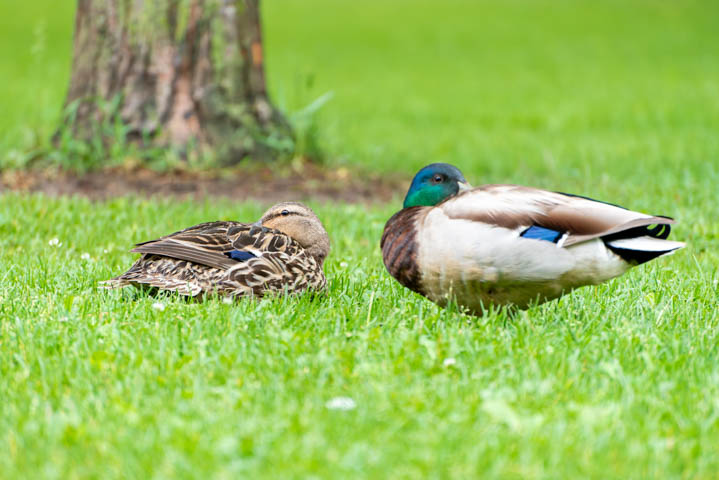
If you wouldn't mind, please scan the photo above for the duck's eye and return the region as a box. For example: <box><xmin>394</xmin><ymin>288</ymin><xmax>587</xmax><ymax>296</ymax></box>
<box><xmin>432</xmin><ymin>174</ymin><xmax>445</xmax><ymax>183</ymax></box>
<box><xmin>281</xmin><ymin>209</ymin><xmax>290</xmax><ymax>216</ymax></box>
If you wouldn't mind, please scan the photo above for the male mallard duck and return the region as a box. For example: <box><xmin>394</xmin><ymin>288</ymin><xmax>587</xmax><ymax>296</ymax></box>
<box><xmin>102</xmin><ymin>202</ymin><xmax>330</xmax><ymax>298</ymax></box>
<box><xmin>381</xmin><ymin>163</ymin><xmax>685</xmax><ymax>315</ymax></box>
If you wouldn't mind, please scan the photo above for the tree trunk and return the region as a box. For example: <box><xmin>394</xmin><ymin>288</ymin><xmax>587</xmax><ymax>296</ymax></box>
<box><xmin>62</xmin><ymin>0</ymin><xmax>292</xmax><ymax>164</ymax></box>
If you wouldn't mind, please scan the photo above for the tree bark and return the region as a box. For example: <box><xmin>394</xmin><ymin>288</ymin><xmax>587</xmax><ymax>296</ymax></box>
<box><xmin>62</xmin><ymin>0</ymin><xmax>292</xmax><ymax>163</ymax></box>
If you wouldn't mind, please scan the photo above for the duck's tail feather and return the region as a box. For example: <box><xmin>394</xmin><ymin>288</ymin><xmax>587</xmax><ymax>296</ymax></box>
<box><xmin>98</xmin><ymin>278</ymin><xmax>129</xmax><ymax>289</ymax></box>
<box><xmin>605</xmin><ymin>236</ymin><xmax>685</xmax><ymax>265</ymax></box>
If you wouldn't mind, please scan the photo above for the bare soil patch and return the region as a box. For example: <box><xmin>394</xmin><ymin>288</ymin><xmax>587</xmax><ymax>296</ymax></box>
<box><xmin>1</xmin><ymin>164</ymin><xmax>405</xmax><ymax>204</ymax></box>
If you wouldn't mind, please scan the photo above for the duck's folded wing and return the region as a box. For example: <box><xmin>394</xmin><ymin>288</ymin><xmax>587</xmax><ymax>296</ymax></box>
<box><xmin>131</xmin><ymin>241</ymin><xmax>239</xmax><ymax>270</ymax></box>
<box><xmin>134</xmin><ymin>221</ymin><xmax>239</xmax><ymax>250</ymax></box>
<box><xmin>440</xmin><ymin>185</ymin><xmax>677</xmax><ymax>247</ymax></box>
<box><xmin>131</xmin><ymin>221</ymin><xmax>244</xmax><ymax>270</ymax></box>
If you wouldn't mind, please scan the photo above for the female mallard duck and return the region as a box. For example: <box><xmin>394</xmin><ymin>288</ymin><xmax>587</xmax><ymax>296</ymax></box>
<box><xmin>381</xmin><ymin>163</ymin><xmax>685</xmax><ymax>315</ymax></box>
<box><xmin>102</xmin><ymin>202</ymin><xmax>330</xmax><ymax>298</ymax></box>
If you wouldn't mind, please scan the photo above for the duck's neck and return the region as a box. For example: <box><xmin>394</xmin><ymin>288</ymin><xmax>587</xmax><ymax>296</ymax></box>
<box><xmin>403</xmin><ymin>185</ymin><xmax>454</xmax><ymax>208</ymax></box>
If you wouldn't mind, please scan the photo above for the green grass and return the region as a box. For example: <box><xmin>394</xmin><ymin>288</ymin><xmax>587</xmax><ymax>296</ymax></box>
<box><xmin>1</xmin><ymin>194</ymin><xmax>717</xmax><ymax>478</ymax></box>
<box><xmin>2</xmin><ymin>0</ymin><xmax>719</xmax><ymax>477</ymax></box>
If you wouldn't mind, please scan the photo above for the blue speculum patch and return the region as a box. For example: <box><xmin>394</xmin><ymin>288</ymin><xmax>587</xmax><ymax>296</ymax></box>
<box><xmin>226</xmin><ymin>250</ymin><xmax>257</xmax><ymax>261</ymax></box>
<box><xmin>520</xmin><ymin>225</ymin><xmax>562</xmax><ymax>243</ymax></box>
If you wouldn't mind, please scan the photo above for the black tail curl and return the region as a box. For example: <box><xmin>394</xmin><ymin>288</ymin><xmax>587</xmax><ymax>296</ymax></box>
<box><xmin>603</xmin><ymin>217</ymin><xmax>677</xmax><ymax>265</ymax></box>
<box><xmin>602</xmin><ymin>218</ymin><xmax>673</xmax><ymax>243</ymax></box>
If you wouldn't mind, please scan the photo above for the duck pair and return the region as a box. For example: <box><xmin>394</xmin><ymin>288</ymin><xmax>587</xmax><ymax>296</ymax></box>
<box><xmin>104</xmin><ymin>164</ymin><xmax>684</xmax><ymax>315</ymax></box>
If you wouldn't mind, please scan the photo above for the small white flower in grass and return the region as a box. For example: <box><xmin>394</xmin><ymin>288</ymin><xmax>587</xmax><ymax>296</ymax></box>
<box><xmin>48</xmin><ymin>238</ymin><xmax>61</xmax><ymax>247</ymax></box>
<box><xmin>339</xmin><ymin>261</ymin><xmax>349</xmax><ymax>268</ymax></box>
<box><xmin>325</xmin><ymin>396</ymin><xmax>356</xmax><ymax>411</ymax></box>
<box><xmin>152</xmin><ymin>302</ymin><xmax>166</xmax><ymax>311</ymax></box>
<box><xmin>222</xmin><ymin>297</ymin><xmax>233</xmax><ymax>305</ymax></box>
<box><xmin>81</xmin><ymin>253</ymin><xmax>91</xmax><ymax>260</ymax></box>
<box><xmin>443</xmin><ymin>357</ymin><xmax>457</xmax><ymax>367</ymax></box>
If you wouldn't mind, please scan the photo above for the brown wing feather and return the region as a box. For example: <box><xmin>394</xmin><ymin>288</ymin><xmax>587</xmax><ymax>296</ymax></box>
<box><xmin>559</xmin><ymin>215</ymin><xmax>675</xmax><ymax>246</ymax></box>
<box><xmin>135</xmin><ymin>221</ymin><xmax>241</xmax><ymax>252</ymax></box>
<box><xmin>440</xmin><ymin>185</ymin><xmax>676</xmax><ymax>247</ymax></box>
<box><xmin>129</xmin><ymin>220</ymin><xmax>246</xmax><ymax>269</ymax></box>
<box><xmin>131</xmin><ymin>241</ymin><xmax>238</xmax><ymax>270</ymax></box>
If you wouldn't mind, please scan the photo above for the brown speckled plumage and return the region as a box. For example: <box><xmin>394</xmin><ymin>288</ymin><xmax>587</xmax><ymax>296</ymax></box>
<box><xmin>101</xmin><ymin>203</ymin><xmax>329</xmax><ymax>299</ymax></box>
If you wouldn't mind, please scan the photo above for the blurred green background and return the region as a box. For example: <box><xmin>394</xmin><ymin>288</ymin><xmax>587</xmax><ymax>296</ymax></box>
<box><xmin>2</xmin><ymin>0</ymin><xmax>718</xmax><ymax>185</ymax></box>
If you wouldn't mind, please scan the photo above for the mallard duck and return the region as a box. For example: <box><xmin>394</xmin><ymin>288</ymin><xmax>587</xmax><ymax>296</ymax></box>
<box><xmin>102</xmin><ymin>202</ymin><xmax>330</xmax><ymax>298</ymax></box>
<box><xmin>381</xmin><ymin>163</ymin><xmax>685</xmax><ymax>315</ymax></box>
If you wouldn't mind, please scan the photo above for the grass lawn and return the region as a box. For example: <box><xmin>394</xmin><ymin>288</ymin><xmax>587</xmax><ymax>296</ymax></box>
<box><xmin>2</xmin><ymin>0</ymin><xmax>719</xmax><ymax>478</ymax></box>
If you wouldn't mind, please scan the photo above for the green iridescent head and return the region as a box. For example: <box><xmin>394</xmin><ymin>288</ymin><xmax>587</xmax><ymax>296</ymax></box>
<box><xmin>402</xmin><ymin>163</ymin><xmax>470</xmax><ymax>208</ymax></box>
